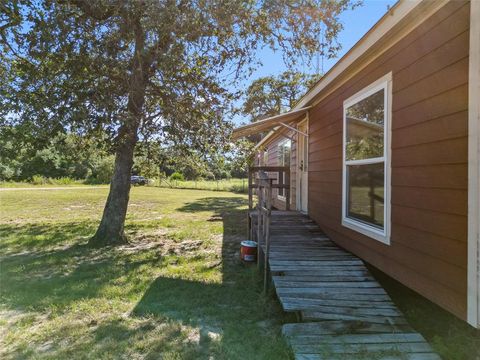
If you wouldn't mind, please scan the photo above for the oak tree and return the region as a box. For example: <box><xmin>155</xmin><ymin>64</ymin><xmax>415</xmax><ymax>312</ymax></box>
<box><xmin>1</xmin><ymin>0</ymin><xmax>357</xmax><ymax>246</ymax></box>
<box><xmin>242</xmin><ymin>71</ymin><xmax>321</xmax><ymax>122</ymax></box>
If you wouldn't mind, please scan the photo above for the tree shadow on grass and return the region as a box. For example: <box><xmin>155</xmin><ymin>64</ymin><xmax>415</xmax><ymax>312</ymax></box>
<box><xmin>177</xmin><ymin>196</ymin><xmax>250</xmax><ymax>276</ymax></box>
<box><xmin>0</xmin><ymin>195</ymin><xmax>291</xmax><ymax>359</ymax></box>
<box><xmin>0</xmin><ymin>222</ymin><xmax>165</xmax><ymax>311</ymax></box>
<box><xmin>177</xmin><ymin>196</ymin><xmax>247</xmax><ymax>214</ymax></box>
<box><xmin>131</xmin><ymin>275</ymin><xmax>292</xmax><ymax>359</ymax></box>
<box><xmin>0</xmin><ymin>222</ymin><xmax>95</xmax><ymax>255</ymax></box>
<box><xmin>127</xmin><ymin>196</ymin><xmax>292</xmax><ymax>358</ymax></box>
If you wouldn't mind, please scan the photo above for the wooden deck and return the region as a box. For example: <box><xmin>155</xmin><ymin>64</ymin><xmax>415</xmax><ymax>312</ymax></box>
<box><xmin>256</xmin><ymin>211</ymin><xmax>440</xmax><ymax>360</ymax></box>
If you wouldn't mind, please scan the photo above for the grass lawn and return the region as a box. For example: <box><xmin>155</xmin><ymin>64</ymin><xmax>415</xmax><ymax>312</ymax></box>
<box><xmin>0</xmin><ymin>187</ymin><xmax>291</xmax><ymax>359</ymax></box>
<box><xmin>1</xmin><ymin>186</ymin><xmax>479</xmax><ymax>359</ymax></box>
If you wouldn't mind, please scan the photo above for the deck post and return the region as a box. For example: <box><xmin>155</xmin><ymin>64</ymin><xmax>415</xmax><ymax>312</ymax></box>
<box><xmin>247</xmin><ymin>168</ymin><xmax>253</xmax><ymax>239</ymax></box>
<box><xmin>256</xmin><ymin>211</ymin><xmax>263</xmax><ymax>267</ymax></box>
<box><xmin>246</xmin><ymin>166</ymin><xmax>290</xmax><ymax>272</ymax></box>
<box><xmin>263</xmin><ymin>179</ymin><xmax>272</xmax><ymax>294</ymax></box>
<box><xmin>256</xmin><ymin>175</ymin><xmax>264</xmax><ymax>268</ymax></box>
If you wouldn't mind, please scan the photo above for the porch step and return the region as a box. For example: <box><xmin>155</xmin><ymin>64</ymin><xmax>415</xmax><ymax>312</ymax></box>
<box><xmin>283</xmin><ymin>322</ymin><xmax>440</xmax><ymax>360</ymax></box>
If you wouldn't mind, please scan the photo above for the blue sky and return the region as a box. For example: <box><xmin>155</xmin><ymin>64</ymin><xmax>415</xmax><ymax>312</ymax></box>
<box><xmin>232</xmin><ymin>0</ymin><xmax>397</xmax><ymax>125</ymax></box>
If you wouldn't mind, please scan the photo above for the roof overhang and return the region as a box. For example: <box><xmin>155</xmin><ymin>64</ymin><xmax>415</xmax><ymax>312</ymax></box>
<box><xmin>231</xmin><ymin>107</ymin><xmax>310</xmax><ymax>141</ymax></box>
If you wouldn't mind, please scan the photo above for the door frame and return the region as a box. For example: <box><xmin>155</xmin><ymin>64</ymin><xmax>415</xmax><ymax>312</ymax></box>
<box><xmin>296</xmin><ymin>116</ymin><xmax>309</xmax><ymax>213</ymax></box>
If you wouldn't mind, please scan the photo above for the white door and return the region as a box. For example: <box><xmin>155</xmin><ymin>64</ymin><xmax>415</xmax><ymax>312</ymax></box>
<box><xmin>297</xmin><ymin>121</ymin><xmax>308</xmax><ymax>213</ymax></box>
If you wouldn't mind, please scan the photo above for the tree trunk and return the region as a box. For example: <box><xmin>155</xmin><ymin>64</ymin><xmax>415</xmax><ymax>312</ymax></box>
<box><xmin>89</xmin><ymin>15</ymin><xmax>147</xmax><ymax>247</ymax></box>
<box><xmin>88</xmin><ymin>124</ymin><xmax>138</xmax><ymax>247</ymax></box>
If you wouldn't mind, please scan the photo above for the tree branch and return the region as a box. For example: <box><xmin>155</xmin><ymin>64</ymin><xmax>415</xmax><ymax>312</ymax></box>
<box><xmin>60</xmin><ymin>0</ymin><xmax>119</xmax><ymax>21</ymax></box>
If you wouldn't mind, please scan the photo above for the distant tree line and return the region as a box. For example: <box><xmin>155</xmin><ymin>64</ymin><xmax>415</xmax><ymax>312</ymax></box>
<box><xmin>0</xmin><ymin>126</ymin><xmax>248</xmax><ymax>183</ymax></box>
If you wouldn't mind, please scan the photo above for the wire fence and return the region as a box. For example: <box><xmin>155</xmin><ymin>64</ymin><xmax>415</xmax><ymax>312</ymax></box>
<box><xmin>149</xmin><ymin>178</ymin><xmax>248</xmax><ymax>193</ymax></box>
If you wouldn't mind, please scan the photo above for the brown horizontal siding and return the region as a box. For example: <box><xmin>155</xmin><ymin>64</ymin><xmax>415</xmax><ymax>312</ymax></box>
<box><xmin>391</xmin><ymin>205</ymin><xmax>467</xmax><ymax>242</ymax></box>
<box><xmin>307</xmin><ymin>1</ymin><xmax>469</xmax><ymax>320</ymax></box>
<box><xmin>309</xmin><ymin>203</ymin><xmax>466</xmax><ymax>291</ymax></box>
<box><xmin>391</xmin><ymin>187</ymin><xmax>468</xmax><ymax>216</ymax></box>
<box><xmin>393</xmin><ymin>30</ymin><xmax>469</xmax><ymax>92</ymax></box>
<box><xmin>309</xmin><ymin>125</ymin><xmax>343</xmax><ymax>147</ymax></box>
<box><xmin>392</xmin><ymin>57</ymin><xmax>469</xmax><ymax>111</ymax></box>
<box><xmin>309</xmin><ymin>157</ymin><xmax>341</xmax><ymax>170</ymax></box>
<box><xmin>309</xmin><ymin>135</ymin><xmax>342</xmax><ymax>152</ymax></box>
<box><xmin>309</xmin><ymin>105</ymin><xmax>343</xmax><ymax>133</ymax></box>
<box><xmin>391</xmin><ymin>224</ymin><xmax>467</xmax><ymax>269</ymax></box>
<box><xmin>392</xmin><ymin>137</ymin><xmax>468</xmax><ymax>166</ymax></box>
<box><xmin>309</xmin><ymin>169</ymin><xmax>341</xmax><ymax>183</ymax></box>
<box><xmin>391</xmin><ymin>164</ymin><xmax>468</xmax><ymax>190</ymax></box>
<box><xmin>309</xmin><ymin>145</ymin><xmax>342</xmax><ymax>160</ymax></box>
<box><xmin>393</xmin><ymin>84</ymin><xmax>468</xmax><ymax>130</ymax></box>
<box><xmin>392</xmin><ymin>110</ymin><xmax>468</xmax><ymax>148</ymax></box>
<box><xmin>308</xmin><ymin>196</ymin><xmax>467</xmax><ymax>269</ymax></box>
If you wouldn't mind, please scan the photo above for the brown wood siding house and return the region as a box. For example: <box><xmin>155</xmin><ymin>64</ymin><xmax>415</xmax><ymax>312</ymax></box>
<box><xmin>308</xmin><ymin>0</ymin><xmax>469</xmax><ymax>320</ymax></box>
<box><xmin>234</xmin><ymin>0</ymin><xmax>480</xmax><ymax>328</ymax></box>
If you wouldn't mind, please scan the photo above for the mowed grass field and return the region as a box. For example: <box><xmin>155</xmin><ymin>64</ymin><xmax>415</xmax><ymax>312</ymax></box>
<box><xmin>0</xmin><ymin>187</ymin><xmax>291</xmax><ymax>359</ymax></box>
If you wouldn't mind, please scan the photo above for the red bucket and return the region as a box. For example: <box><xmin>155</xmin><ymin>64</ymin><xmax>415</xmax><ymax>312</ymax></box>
<box><xmin>240</xmin><ymin>240</ymin><xmax>257</xmax><ymax>262</ymax></box>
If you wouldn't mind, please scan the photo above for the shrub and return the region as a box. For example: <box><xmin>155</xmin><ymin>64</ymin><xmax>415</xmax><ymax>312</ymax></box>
<box><xmin>169</xmin><ymin>172</ymin><xmax>184</xmax><ymax>181</ymax></box>
<box><xmin>86</xmin><ymin>156</ymin><xmax>115</xmax><ymax>184</ymax></box>
<box><xmin>204</xmin><ymin>171</ymin><xmax>215</xmax><ymax>181</ymax></box>
<box><xmin>0</xmin><ymin>164</ymin><xmax>15</xmax><ymax>181</ymax></box>
<box><xmin>31</xmin><ymin>175</ymin><xmax>47</xmax><ymax>185</ymax></box>
<box><xmin>51</xmin><ymin>177</ymin><xmax>76</xmax><ymax>185</ymax></box>
<box><xmin>219</xmin><ymin>170</ymin><xmax>232</xmax><ymax>180</ymax></box>
<box><xmin>30</xmin><ymin>176</ymin><xmax>78</xmax><ymax>185</ymax></box>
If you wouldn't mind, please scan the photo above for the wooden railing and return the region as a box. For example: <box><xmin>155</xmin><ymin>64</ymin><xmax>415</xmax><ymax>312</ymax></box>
<box><xmin>247</xmin><ymin>166</ymin><xmax>291</xmax><ymax>211</ymax></box>
<box><xmin>247</xmin><ymin>166</ymin><xmax>290</xmax><ymax>293</ymax></box>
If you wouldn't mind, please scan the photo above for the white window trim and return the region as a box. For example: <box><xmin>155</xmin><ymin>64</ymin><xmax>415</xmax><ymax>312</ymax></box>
<box><xmin>342</xmin><ymin>72</ymin><xmax>392</xmax><ymax>245</ymax></box>
<box><xmin>277</xmin><ymin>139</ymin><xmax>291</xmax><ymax>201</ymax></box>
<box><xmin>468</xmin><ymin>0</ymin><xmax>480</xmax><ymax>329</ymax></box>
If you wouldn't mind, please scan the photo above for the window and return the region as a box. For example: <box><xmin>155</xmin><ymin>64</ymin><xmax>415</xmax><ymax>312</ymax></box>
<box><xmin>342</xmin><ymin>74</ymin><xmax>391</xmax><ymax>244</ymax></box>
<box><xmin>278</xmin><ymin>140</ymin><xmax>291</xmax><ymax>198</ymax></box>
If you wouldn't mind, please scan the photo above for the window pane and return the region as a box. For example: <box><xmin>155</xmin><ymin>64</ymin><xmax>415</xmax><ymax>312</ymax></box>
<box><xmin>346</xmin><ymin>89</ymin><xmax>384</xmax><ymax>161</ymax></box>
<box><xmin>347</xmin><ymin>162</ymin><xmax>384</xmax><ymax>229</ymax></box>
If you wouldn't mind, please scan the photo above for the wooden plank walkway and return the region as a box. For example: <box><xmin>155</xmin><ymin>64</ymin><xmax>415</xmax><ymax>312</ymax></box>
<box><xmin>258</xmin><ymin>211</ymin><xmax>440</xmax><ymax>360</ymax></box>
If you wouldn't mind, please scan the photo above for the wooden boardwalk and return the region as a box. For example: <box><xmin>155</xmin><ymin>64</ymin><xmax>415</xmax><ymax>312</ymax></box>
<box><xmin>259</xmin><ymin>211</ymin><xmax>440</xmax><ymax>360</ymax></box>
